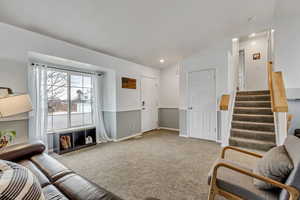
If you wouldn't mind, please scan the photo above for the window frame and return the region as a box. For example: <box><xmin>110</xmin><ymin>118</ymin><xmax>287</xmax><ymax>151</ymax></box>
<box><xmin>47</xmin><ymin>69</ymin><xmax>94</xmax><ymax>132</ymax></box>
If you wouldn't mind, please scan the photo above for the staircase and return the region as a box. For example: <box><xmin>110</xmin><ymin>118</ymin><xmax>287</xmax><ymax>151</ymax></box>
<box><xmin>229</xmin><ymin>90</ymin><xmax>276</xmax><ymax>151</ymax></box>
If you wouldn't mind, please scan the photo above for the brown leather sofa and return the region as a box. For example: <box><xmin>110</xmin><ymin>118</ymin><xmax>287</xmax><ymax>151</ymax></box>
<box><xmin>0</xmin><ymin>141</ymin><xmax>123</xmax><ymax>200</ymax></box>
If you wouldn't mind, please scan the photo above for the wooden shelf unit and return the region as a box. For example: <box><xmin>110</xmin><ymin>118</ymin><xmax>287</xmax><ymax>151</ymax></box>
<box><xmin>53</xmin><ymin>127</ymin><xmax>97</xmax><ymax>155</ymax></box>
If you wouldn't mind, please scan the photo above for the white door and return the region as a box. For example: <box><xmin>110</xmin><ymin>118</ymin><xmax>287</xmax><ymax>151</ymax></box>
<box><xmin>141</xmin><ymin>77</ymin><xmax>158</xmax><ymax>132</ymax></box>
<box><xmin>188</xmin><ymin>69</ymin><xmax>217</xmax><ymax>141</ymax></box>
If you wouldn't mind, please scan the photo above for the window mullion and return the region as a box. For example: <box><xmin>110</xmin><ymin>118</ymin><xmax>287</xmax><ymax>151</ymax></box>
<box><xmin>68</xmin><ymin>73</ymin><xmax>71</xmax><ymax>128</ymax></box>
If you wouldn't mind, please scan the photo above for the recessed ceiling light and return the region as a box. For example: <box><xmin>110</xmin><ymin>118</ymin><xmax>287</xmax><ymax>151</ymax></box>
<box><xmin>271</xmin><ymin>29</ymin><xmax>275</xmax><ymax>33</ymax></box>
<box><xmin>249</xmin><ymin>33</ymin><xmax>256</xmax><ymax>38</ymax></box>
<box><xmin>160</xmin><ymin>59</ymin><xmax>165</xmax><ymax>63</ymax></box>
<box><xmin>232</xmin><ymin>38</ymin><xmax>239</xmax><ymax>42</ymax></box>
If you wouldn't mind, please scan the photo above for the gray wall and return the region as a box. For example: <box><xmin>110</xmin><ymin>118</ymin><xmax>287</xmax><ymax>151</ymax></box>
<box><xmin>116</xmin><ymin>110</ymin><xmax>141</xmax><ymax>139</ymax></box>
<box><xmin>288</xmin><ymin>100</ymin><xmax>300</xmax><ymax>135</ymax></box>
<box><xmin>158</xmin><ymin>108</ymin><xmax>179</xmax><ymax>129</ymax></box>
<box><xmin>179</xmin><ymin>109</ymin><xmax>187</xmax><ymax>136</ymax></box>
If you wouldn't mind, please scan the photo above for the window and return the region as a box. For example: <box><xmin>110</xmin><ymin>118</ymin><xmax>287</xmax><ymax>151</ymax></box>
<box><xmin>47</xmin><ymin>69</ymin><xmax>93</xmax><ymax>131</ymax></box>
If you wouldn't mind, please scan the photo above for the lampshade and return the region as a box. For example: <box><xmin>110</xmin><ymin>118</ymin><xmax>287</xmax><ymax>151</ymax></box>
<box><xmin>0</xmin><ymin>94</ymin><xmax>32</xmax><ymax>117</ymax></box>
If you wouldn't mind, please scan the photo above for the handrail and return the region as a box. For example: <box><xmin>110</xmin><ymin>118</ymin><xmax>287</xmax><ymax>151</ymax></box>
<box><xmin>220</xmin><ymin>94</ymin><xmax>230</xmax><ymax>111</ymax></box>
<box><xmin>272</xmin><ymin>72</ymin><xmax>288</xmax><ymax>112</ymax></box>
<box><xmin>267</xmin><ymin>62</ymin><xmax>274</xmax><ymax>111</ymax></box>
<box><xmin>267</xmin><ymin>62</ymin><xmax>288</xmax><ymax>112</ymax></box>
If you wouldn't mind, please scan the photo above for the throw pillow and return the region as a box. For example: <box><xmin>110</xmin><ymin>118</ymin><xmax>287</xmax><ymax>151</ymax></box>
<box><xmin>253</xmin><ymin>145</ymin><xmax>294</xmax><ymax>190</ymax></box>
<box><xmin>0</xmin><ymin>160</ymin><xmax>45</xmax><ymax>200</ymax></box>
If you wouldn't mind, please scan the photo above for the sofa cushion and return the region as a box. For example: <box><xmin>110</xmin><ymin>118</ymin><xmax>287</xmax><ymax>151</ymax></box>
<box><xmin>19</xmin><ymin>160</ymin><xmax>51</xmax><ymax>187</ymax></box>
<box><xmin>280</xmin><ymin>135</ymin><xmax>300</xmax><ymax>200</ymax></box>
<box><xmin>42</xmin><ymin>184</ymin><xmax>69</xmax><ymax>200</ymax></box>
<box><xmin>253</xmin><ymin>146</ymin><xmax>293</xmax><ymax>190</ymax></box>
<box><xmin>0</xmin><ymin>160</ymin><xmax>45</xmax><ymax>200</ymax></box>
<box><xmin>208</xmin><ymin>158</ymin><xmax>279</xmax><ymax>200</ymax></box>
<box><xmin>30</xmin><ymin>153</ymin><xmax>72</xmax><ymax>182</ymax></box>
<box><xmin>54</xmin><ymin>174</ymin><xmax>122</xmax><ymax>200</ymax></box>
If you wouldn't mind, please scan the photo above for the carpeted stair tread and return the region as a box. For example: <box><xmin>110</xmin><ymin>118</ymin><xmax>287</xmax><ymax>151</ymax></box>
<box><xmin>234</xmin><ymin>107</ymin><xmax>273</xmax><ymax>115</ymax></box>
<box><xmin>232</xmin><ymin>120</ymin><xmax>275</xmax><ymax>132</ymax></box>
<box><xmin>231</xmin><ymin>128</ymin><xmax>275</xmax><ymax>142</ymax></box>
<box><xmin>237</xmin><ymin>90</ymin><xmax>270</xmax><ymax>95</ymax></box>
<box><xmin>232</xmin><ymin>120</ymin><xmax>274</xmax><ymax>125</ymax></box>
<box><xmin>230</xmin><ymin>90</ymin><xmax>275</xmax><ymax>151</ymax></box>
<box><xmin>235</xmin><ymin>101</ymin><xmax>271</xmax><ymax>108</ymax></box>
<box><xmin>229</xmin><ymin>137</ymin><xmax>276</xmax><ymax>151</ymax></box>
<box><xmin>236</xmin><ymin>95</ymin><xmax>271</xmax><ymax>101</ymax></box>
<box><xmin>233</xmin><ymin>114</ymin><xmax>274</xmax><ymax>123</ymax></box>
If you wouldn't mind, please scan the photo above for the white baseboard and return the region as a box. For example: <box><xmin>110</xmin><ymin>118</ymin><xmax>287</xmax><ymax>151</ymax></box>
<box><xmin>179</xmin><ymin>134</ymin><xmax>189</xmax><ymax>138</ymax></box>
<box><xmin>159</xmin><ymin>127</ymin><xmax>180</xmax><ymax>131</ymax></box>
<box><xmin>113</xmin><ymin>132</ymin><xmax>142</xmax><ymax>142</ymax></box>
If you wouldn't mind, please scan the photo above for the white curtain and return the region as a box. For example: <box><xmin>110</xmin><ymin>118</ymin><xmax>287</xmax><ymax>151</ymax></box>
<box><xmin>28</xmin><ymin>64</ymin><xmax>48</xmax><ymax>151</ymax></box>
<box><xmin>92</xmin><ymin>74</ymin><xmax>111</xmax><ymax>142</ymax></box>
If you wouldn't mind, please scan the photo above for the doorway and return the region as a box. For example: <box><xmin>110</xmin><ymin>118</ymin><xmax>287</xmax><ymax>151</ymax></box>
<box><xmin>238</xmin><ymin>31</ymin><xmax>269</xmax><ymax>90</ymax></box>
<box><xmin>187</xmin><ymin>69</ymin><xmax>217</xmax><ymax>141</ymax></box>
<box><xmin>238</xmin><ymin>49</ymin><xmax>246</xmax><ymax>91</ymax></box>
<box><xmin>141</xmin><ymin>77</ymin><xmax>158</xmax><ymax>132</ymax></box>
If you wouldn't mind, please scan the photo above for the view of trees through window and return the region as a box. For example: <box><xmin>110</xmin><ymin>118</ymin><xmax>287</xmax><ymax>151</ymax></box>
<box><xmin>47</xmin><ymin>70</ymin><xmax>93</xmax><ymax>131</ymax></box>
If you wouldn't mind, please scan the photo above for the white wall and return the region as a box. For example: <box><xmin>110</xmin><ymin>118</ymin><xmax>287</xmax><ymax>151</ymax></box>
<box><xmin>159</xmin><ymin>64</ymin><xmax>180</xmax><ymax>108</ymax></box>
<box><xmin>273</xmin><ymin>1</ymin><xmax>300</xmax><ymax>134</ymax></box>
<box><xmin>0</xmin><ymin>58</ymin><xmax>28</xmax><ymax>143</ymax></box>
<box><xmin>180</xmin><ymin>40</ymin><xmax>231</xmax><ymax>109</ymax></box>
<box><xmin>228</xmin><ymin>39</ymin><xmax>239</xmax><ymax>93</ymax></box>
<box><xmin>239</xmin><ymin>35</ymin><xmax>268</xmax><ymax>91</ymax></box>
<box><xmin>0</xmin><ymin>23</ymin><xmax>159</xmax><ymax>142</ymax></box>
<box><xmin>179</xmin><ymin>40</ymin><xmax>231</xmax><ymax>137</ymax></box>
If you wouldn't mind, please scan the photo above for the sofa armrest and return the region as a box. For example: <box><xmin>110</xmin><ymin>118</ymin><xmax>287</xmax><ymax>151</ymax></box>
<box><xmin>0</xmin><ymin>141</ymin><xmax>46</xmax><ymax>161</ymax></box>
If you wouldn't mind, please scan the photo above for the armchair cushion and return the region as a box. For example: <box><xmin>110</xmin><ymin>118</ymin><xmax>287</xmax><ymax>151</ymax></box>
<box><xmin>253</xmin><ymin>146</ymin><xmax>293</xmax><ymax>190</ymax></box>
<box><xmin>208</xmin><ymin>158</ymin><xmax>279</xmax><ymax>200</ymax></box>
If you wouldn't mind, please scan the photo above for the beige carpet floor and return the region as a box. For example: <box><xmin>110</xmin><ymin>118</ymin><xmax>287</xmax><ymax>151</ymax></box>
<box><xmin>53</xmin><ymin>130</ymin><xmax>259</xmax><ymax>200</ymax></box>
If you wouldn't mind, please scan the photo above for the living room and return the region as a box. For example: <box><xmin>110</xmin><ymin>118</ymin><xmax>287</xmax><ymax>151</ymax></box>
<box><xmin>1</xmin><ymin>0</ymin><xmax>300</xmax><ymax>200</ymax></box>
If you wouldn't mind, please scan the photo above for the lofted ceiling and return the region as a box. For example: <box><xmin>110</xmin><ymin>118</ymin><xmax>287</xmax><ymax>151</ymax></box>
<box><xmin>0</xmin><ymin>0</ymin><xmax>277</xmax><ymax>68</ymax></box>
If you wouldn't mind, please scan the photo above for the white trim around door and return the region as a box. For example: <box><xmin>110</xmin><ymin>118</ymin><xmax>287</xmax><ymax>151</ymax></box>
<box><xmin>141</xmin><ymin>76</ymin><xmax>159</xmax><ymax>133</ymax></box>
<box><xmin>187</xmin><ymin>68</ymin><xmax>217</xmax><ymax>141</ymax></box>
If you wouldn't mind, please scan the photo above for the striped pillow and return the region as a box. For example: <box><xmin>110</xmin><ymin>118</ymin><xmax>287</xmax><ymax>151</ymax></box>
<box><xmin>0</xmin><ymin>160</ymin><xmax>45</xmax><ymax>200</ymax></box>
